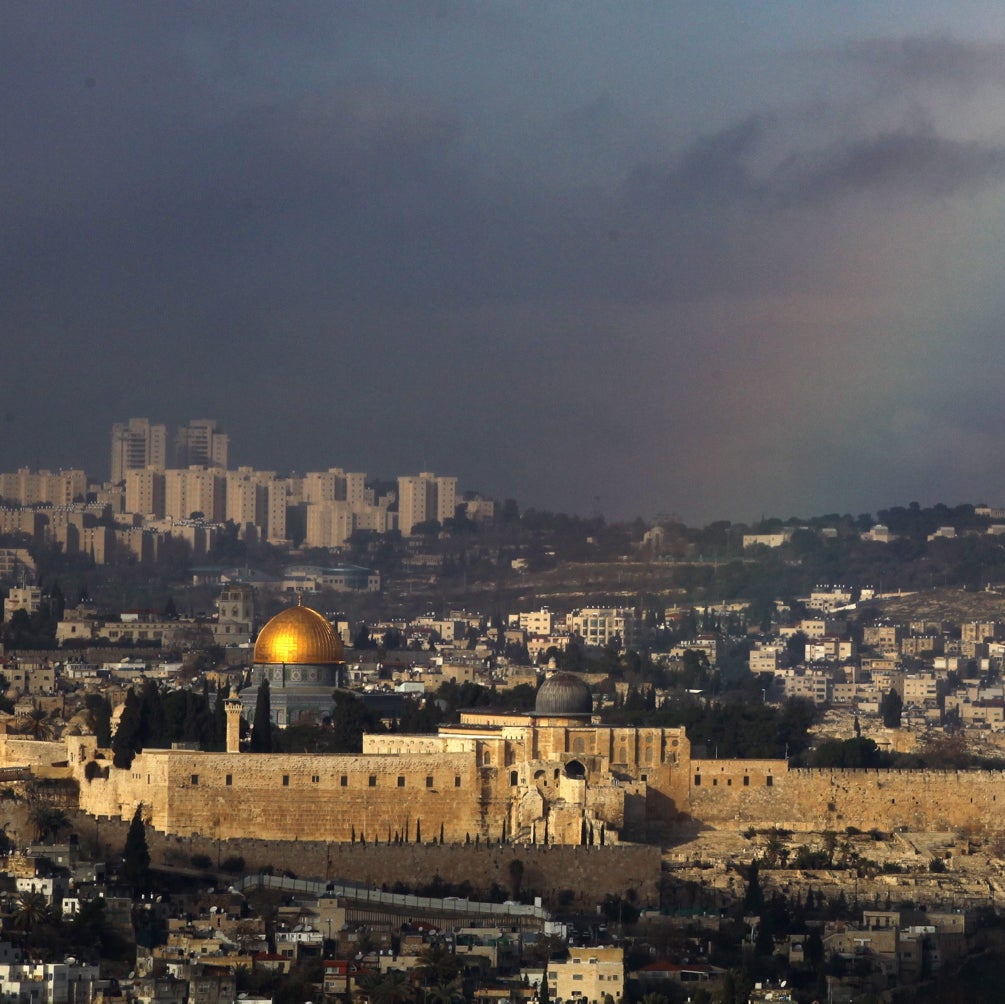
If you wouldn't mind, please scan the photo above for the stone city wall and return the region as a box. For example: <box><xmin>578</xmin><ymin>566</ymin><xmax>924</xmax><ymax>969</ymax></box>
<box><xmin>70</xmin><ymin>808</ymin><xmax>661</xmax><ymax>906</ymax></box>
<box><xmin>690</xmin><ymin>761</ymin><xmax>1005</xmax><ymax>833</ymax></box>
<box><xmin>78</xmin><ymin>748</ymin><xmax>503</xmax><ymax>844</ymax></box>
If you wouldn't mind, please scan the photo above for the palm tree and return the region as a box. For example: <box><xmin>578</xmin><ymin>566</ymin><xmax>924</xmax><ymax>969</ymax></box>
<box><xmin>415</xmin><ymin>941</ymin><xmax>462</xmax><ymax>989</ymax></box>
<box><xmin>17</xmin><ymin>706</ymin><xmax>55</xmax><ymax>741</ymax></box>
<box><xmin>10</xmin><ymin>890</ymin><xmax>48</xmax><ymax>934</ymax></box>
<box><xmin>8</xmin><ymin>890</ymin><xmax>51</xmax><ymax>959</ymax></box>
<box><xmin>423</xmin><ymin>979</ymin><xmax>463</xmax><ymax>1004</ymax></box>
<box><xmin>28</xmin><ymin>804</ymin><xmax>70</xmax><ymax>843</ymax></box>
<box><xmin>356</xmin><ymin>970</ymin><xmax>414</xmax><ymax>1004</ymax></box>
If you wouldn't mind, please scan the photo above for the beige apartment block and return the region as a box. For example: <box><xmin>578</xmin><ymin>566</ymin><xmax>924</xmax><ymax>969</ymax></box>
<box><xmin>548</xmin><ymin>946</ymin><xmax>625</xmax><ymax>1004</ymax></box>
<box><xmin>0</xmin><ymin>468</ymin><xmax>87</xmax><ymax>507</ymax></box>
<box><xmin>863</xmin><ymin>624</ymin><xmax>901</xmax><ymax>652</ymax></box>
<box><xmin>174</xmin><ymin>419</ymin><xmax>228</xmax><ymax>469</ymax></box>
<box><xmin>224</xmin><ymin>468</ymin><xmax>271</xmax><ymax>532</ymax></box>
<box><xmin>518</xmin><ymin>609</ymin><xmax>554</xmax><ymax>635</ymax></box>
<box><xmin>111</xmin><ymin>418</ymin><xmax>167</xmax><ymax>483</ymax></box>
<box><xmin>398</xmin><ymin>473</ymin><xmax>457</xmax><ymax>535</ymax></box>
<box><xmin>125</xmin><ymin>468</ymin><xmax>166</xmax><ymax>518</ymax></box>
<box><xmin>0</xmin><ymin>548</ymin><xmax>34</xmax><ymax>580</ymax></box>
<box><xmin>164</xmin><ymin>468</ymin><xmax>225</xmax><ymax>523</ymax></box>
<box><xmin>3</xmin><ymin>586</ymin><xmax>41</xmax><ymax>622</ymax></box>
<box><xmin>568</xmin><ymin>608</ymin><xmax>642</xmax><ymax>649</ymax></box>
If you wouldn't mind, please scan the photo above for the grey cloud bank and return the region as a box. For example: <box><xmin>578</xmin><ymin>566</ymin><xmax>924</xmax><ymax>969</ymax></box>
<box><xmin>4</xmin><ymin>3</ymin><xmax>1005</xmax><ymax>522</ymax></box>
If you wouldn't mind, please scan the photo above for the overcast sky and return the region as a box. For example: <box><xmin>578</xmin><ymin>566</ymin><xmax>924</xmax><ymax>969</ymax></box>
<box><xmin>5</xmin><ymin>3</ymin><xmax>1005</xmax><ymax>523</ymax></box>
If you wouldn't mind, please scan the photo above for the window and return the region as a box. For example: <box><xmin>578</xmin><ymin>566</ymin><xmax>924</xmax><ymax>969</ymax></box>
<box><xmin>225</xmin><ymin>774</ymin><xmax>232</xmax><ymax>786</ymax></box>
<box><xmin>282</xmin><ymin>775</ymin><xmax>290</xmax><ymax>786</ymax></box>
<box><xmin>191</xmin><ymin>774</ymin><xmax>199</xmax><ymax>785</ymax></box>
<box><xmin>455</xmin><ymin>776</ymin><xmax>461</xmax><ymax>787</ymax></box>
<box><xmin>369</xmin><ymin>775</ymin><xmax>377</xmax><ymax>787</ymax></box>
<box><xmin>510</xmin><ymin>770</ymin><xmax>518</xmax><ymax>786</ymax></box>
<box><xmin>766</xmin><ymin>776</ymin><xmax>773</xmax><ymax>787</ymax></box>
<box><xmin>641</xmin><ymin>773</ymin><xmax>648</xmax><ymax>783</ymax></box>
<box><xmin>397</xmin><ymin>776</ymin><xmax>405</xmax><ymax>787</ymax></box>
<box><xmin>312</xmin><ymin>775</ymin><xmax>319</xmax><ymax>783</ymax></box>
<box><xmin>426</xmin><ymin>776</ymin><xmax>434</xmax><ymax>788</ymax></box>
<box><xmin>340</xmin><ymin>775</ymin><xmax>348</xmax><ymax>787</ymax></box>
<box><xmin>694</xmin><ymin>775</ymin><xmax>701</xmax><ymax>786</ymax></box>
<box><xmin>743</xmin><ymin>775</ymin><xmax>750</xmax><ymax>786</ymax></box>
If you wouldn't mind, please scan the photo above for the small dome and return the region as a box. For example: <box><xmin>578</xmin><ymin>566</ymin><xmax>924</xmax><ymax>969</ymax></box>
<box><xmin>253</xmin><ymin>603</ymin><xmax>344</xmax><ymax>665</ymax></box>
<box><xmin>535</xmin><ymin>672</ymin><xmax>593</xmax><ymax>716</ymax></box>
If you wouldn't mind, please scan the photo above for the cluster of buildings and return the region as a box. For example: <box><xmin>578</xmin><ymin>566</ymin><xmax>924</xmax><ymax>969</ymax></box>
<box><xmin>747</xmin><ymin>588</ymin><xmax>1005</xmax><ymax>735</ymax></box>
<box><xmin>0</xmin><ymin>416</ymin><xmax>478</xmax><ymax>565</ymax></box>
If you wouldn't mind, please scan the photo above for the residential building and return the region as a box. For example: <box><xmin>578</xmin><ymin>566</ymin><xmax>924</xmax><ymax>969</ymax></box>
<box><xmin>547</xmin><ymin>946</ymin><xmax>625</xmax><ymax>1004</ymax></box>
<box><xmin>173</xmin><ymin>419</ymin><xmax>228</xmax><ymax>470</ymax></box>
<box><xmin>110</xmin><ymin>418</ymin><xmax>167</xmax><ymax>483</ymax></box>
<box><xmin>125</xmin><ymin>468</ymin><xmax>166</xmax><ymax>518</ymax></box>
<box><xmin>568</xmin><ymin>608</ymin><xmax>641</xmax><ymax>649</ymax></box>
<box><xmin>398</xmin><ymin>472</ymin><xmax>458</xmax><ymax>535</ymax></box>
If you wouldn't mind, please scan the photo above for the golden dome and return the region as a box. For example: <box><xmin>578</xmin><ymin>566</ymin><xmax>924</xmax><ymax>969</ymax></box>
<box><xmin>253</xmin><ymin>603</ymin><xmax>344</xmax><ymax>665</ymax></box>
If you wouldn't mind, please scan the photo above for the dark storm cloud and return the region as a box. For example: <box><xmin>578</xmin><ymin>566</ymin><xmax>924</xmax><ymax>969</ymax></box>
<box><xmin>838</xmin><ymin>35</ymin><xmax>1005</xmax><ymax>91</ymax></box>
<box><xmin>5</xmin><ymin>5</ymin><xmax>1005</xmax><ymax>519</ymax></box>
<box><xmin>778</xmin><ymin>130</ymin><xmax>1005</xmax><ymax>203</ymax></box>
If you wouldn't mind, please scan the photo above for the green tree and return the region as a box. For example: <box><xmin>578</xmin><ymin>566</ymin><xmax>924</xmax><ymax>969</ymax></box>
<box><xmin>138</xmin><ymin>680</ymin><xmax>167</xmax><ymax>748</ymax></box>
<box><xmin>84</xmin><ymin>693</ymin><xmax>112</xmax><ymax>747</ymax></box>
<box><xmin>415</xmin><ymin>941</ymin><xmax>463</xmax><ymax>988</ymax></box>
<box><xmin>17</xmin><ymin>706</ymin><xmax>55</xmax><ymax>740</ymax></box>
<box><xmin>112</xmin><ymin>688</ymin><xmax>142</xmax><ymax>768</ymax></box>
<box><xmin>123</xmin><ymin>804</ymin><xmax>151</xmax><ymax>891</ymax></box>
<box><xmin>250</xmin><ymin>679</ymin><xmax>273</xmax><ymax>753</ymax></box>
<box><xmin>29</xmin><ymin>804</ymin><xmax>69</xmax><ymax>843</ymax></box>
<box><xmin>880</xmin><ymin>688</ymin><xmax>903</xmax><ymax>728</ymax></box>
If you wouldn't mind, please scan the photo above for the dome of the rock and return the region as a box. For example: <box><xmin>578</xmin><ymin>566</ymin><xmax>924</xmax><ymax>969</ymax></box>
<box><xmin>534</xmin><ymin>672</ymin><xmax>593</xmax><ymax>717</ymax></box>
<box><xmin>252</xmin><ymin>603</ymin><xmax>344</xmax><ymax>665</ymax></box>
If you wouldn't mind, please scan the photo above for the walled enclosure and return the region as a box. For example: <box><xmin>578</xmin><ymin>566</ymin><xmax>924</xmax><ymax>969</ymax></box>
<box><xmin>9</xmin><ymin>727</ymin><xmax>1005</xmax><ymax>852</ymax></box>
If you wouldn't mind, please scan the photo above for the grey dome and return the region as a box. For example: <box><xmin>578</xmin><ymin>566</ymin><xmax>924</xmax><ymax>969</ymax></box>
<box><xmin>535</xmin><ymin>672</ymin><xmax>593</xmax><ymax>716</ymax></box>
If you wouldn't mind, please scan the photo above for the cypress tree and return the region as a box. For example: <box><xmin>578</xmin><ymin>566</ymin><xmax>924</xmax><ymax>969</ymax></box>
<box><xmin>138</xmin><ymin>680</ymin><xmax>167</xmax><ymax>748</ymax></box>
<box><xmin>84</xmin><ymin>693</ymin><xmax>113</xmax><ymax>747</ymax></box>
<box><xmin>123</xmin><ymin>804</ymin><xmax>151</xmax><ymax>891</ymax></box>
<box><xmin>250</xmin><ymin>679</ymin><xmax>272</xmax><ymax>752</ymax></box>
<box><xmin>212</xmin><ymin>685</ymin><xmax>230</xmax><ymax>752</ymax></box>
<box><xmin>112</xmin><ymin>688</ymin><xmax>141</xmax><ymax>769</ymax></box>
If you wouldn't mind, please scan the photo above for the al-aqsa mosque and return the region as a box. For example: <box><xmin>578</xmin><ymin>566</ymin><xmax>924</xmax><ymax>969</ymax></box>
<box><xmin>239</xmin><ymin>601</ymin><xmax>345</xmax><ymax>727</ymax></box>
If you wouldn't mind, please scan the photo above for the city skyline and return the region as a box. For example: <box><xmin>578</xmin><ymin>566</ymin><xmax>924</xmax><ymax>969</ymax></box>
<box><xmin>6</xmin><ymin>5</ymin><xmax>1005</xmax><ymax>522</ymax></box>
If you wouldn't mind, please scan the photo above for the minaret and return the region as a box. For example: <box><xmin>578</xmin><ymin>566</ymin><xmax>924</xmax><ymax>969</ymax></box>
<box><xmin>225</xmin><ymin>697</ymin><xmax>243</xmax><ymax>753</ymax></box>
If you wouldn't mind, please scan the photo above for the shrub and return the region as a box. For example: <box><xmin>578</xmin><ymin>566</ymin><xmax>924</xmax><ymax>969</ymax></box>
<box><xmin>190</xmin><ymin>853</ymin><xmax>213</xmax><ymax>870</ymax></box>
<box><xmin>220</xmin><ymin>855</ymin><xmax>245</xmax><ymax>874</ymax></box>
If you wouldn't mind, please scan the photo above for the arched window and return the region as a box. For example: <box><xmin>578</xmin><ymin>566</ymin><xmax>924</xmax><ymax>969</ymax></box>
<box><xmin>565</xmin><ymin>760</ymin><xmax>586</xmax><ymax>780</ymax></box>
